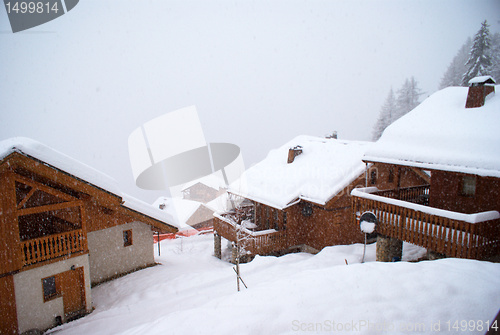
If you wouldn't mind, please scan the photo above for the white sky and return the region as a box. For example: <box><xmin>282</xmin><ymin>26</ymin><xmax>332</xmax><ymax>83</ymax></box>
<box><xmin>1</xmin><ymin>0</ymin><xmax>499</xmax><ymax>203</ymax></box>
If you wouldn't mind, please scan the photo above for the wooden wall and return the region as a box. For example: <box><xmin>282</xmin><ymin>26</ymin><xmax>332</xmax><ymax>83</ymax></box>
<box><xmin>0</xmin><ymin>171</ymin><xmax>22</xmax><ymax>276</ymax></box>
<box><xmin>250</xmin><ymin>163</ymin><xmax>430</xmax><ymax>254</ymax></box>
<box><xmin>0</xmin><ymin>275</ymin><xmax>18</xmax><ymax>334</ymax></box>
<box><xmin>430</xmin><ymin>171</ymin><xmax>500</xmax><ymax>214</ymax></box>
<box><xmin>368</xmin><ymin>163</ymin><xmax>430</xmax><ymax>191</ymax></box>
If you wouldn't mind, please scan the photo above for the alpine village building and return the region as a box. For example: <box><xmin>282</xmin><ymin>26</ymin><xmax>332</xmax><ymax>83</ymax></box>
<box><xmin>351</xmin><ymin>76</ymin><xmax>500</xmax><ymax>262</ymax></box>
<box><xmin>0</xmin><ymin>138</ymin><xmax>178</xmax><ymax>334</ymax></box>
<box><xmin>213</xmin><ymin>135</ymin><xmax>428</xmax><ymax>262</ymax></box>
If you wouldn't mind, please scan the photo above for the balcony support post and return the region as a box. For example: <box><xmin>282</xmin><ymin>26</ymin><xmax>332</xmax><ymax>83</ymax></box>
<box><xmin>214</xmin><ymin>233</ymin><xmax>222</xmax><ymax>259</ymax></box>
<box><xmin>376</xmin><ymin>234</ymin><xmax>403</xmax><ymax>262</ymax></box>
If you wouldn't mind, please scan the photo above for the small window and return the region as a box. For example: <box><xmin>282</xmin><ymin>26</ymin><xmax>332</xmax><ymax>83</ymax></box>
<box><xmin>42</xmin><ymin>276</ymin><xmax>58</xmax><ymax>301</ymax></box>
<box><xmin>370</xmin><ymin>170</ymin><xmax>377</xmax><ymax>185</ymax></box>
<box><xmin>388</xmin><ymin>167</ymin><xmax>394</xmax><ymax>183</ymax></box>
<box><xmin>274</xmin><ymin>210</ymin><xmax>279</xmax><ymax>230</ymax></box>
<box><xmin>462</xmin><ymin>175</ymin><xmax>476</xmax><ymax>196</ymax></box>
<box><xmin>283</xmin><ymin>212</ymin><xmax>287</xmax><ymax>230</ymax></box>
<box><xmin>123</xmin><ymin>230</ymin><xmax>133</xmax><ymax>247</ymax></box>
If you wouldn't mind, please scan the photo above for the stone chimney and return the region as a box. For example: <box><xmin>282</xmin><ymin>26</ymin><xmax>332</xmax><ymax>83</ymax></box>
<box><xmin>287</xmin><ymin>145</ymin><xmax>303</xmax><ymax>164</ymax></box>
<box><xmin>465</xmin><ymin>75</ymin><xmax>496</xmax><ymax>108</ymax></box>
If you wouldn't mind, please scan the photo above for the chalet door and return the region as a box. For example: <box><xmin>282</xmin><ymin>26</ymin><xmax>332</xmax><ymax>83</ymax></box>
<box><xmin>59</xmin><ymin>267</ymin><xmax>86</xmax><ymax>318</ymax></box>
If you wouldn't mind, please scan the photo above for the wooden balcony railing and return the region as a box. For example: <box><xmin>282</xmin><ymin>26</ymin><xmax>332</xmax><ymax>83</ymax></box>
<box><xmin>21</xmin><ymin>229</ymin><xmax>86</xmax><ymax>266</ymax></box>
<box><xmin>372</xmin><ymin>185</ymin><xmax>430</xmax><ymax>205</ymax></box>
<box><xmin>214</xmin><ymin>216</ymin><xmax>288</xmax><ymax>255</ymax></box>
<box><xmin>352</xmin><ymin>188</ymin><xmax>500</xmax><ymax>260</ymax></box>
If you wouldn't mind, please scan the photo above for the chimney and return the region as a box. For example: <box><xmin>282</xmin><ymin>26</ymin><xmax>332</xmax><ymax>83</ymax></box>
<box><xmin>465</xmin><ymin>75</ymin><xmax>496</xmax><ymax>108</ymax></box>
<box><xmin>287</xmin><ymin>145</ymin><xmax>303</xmax><ymax>164</ymax></box>
<box><xmin>325</xmin><ymin>131</ymin><xmax>338</xmax><ymax>139</ymax></box>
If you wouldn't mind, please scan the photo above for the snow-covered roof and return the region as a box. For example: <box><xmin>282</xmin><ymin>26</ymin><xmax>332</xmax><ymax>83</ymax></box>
<box><xmin>181</xmin><ymin>173</ymin><xmax>226</xmax><ymax>191</ymax></box>
<box><xmin>0</xmin><ymin>137</ymin><xmax>122</xmax><ymax>195</ymax></box>
<box><xmin>229</xmin><ymin>136</ymin><xmax>372</xmax><ymax>209</ymax></box>
<box><xmin>468</xmin><ymin>75</ymin><xmax>496</xmax><ymax>84</ymax></box>
<box><xmin>0</xmin><ymin>137</ymin><xmax>179</xmax><ymax>229</ymax></box>
<box><xmin>364</xmin><ymin>86</ymin><xmax>500</xmax><ymax>177</ymax></box>
<box><xmin>153</xmin><ymin>196</ymin><xmax>202</xmax><ymax>230</ymax></box>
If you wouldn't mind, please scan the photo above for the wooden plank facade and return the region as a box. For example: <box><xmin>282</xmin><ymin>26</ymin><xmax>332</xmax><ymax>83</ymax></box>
<box><xmin>0</xmin><ymin>150</ymin><xmax>177</xmax><ymax>334</ymax></box>
<box><xmin>352</xmin><ymin>162</ymin><xmax>500</xmax><ymax>261</ymax></box>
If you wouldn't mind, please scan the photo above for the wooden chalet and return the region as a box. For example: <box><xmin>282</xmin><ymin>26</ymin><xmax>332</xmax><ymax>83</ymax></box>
<box><xmin>0</xmin><ymin>138</ymin><xmax>177</xmax><ymax>334</ymax></box>
<box><xmin>352</xmin><ymin>77</ymin><xmax>500</xmax><ymax>261</ymax></box>
<box><xmin>181</xmin><ymin>175</ymin><xmax>226</xmax><ymax>204</ymax></box>
<box><xmin>213</xmin><ymin>136</ymin><xmax>428</xmax><ymax>262</ymax></box>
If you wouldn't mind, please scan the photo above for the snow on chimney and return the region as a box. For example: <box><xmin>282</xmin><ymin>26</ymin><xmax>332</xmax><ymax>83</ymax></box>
<box><xmin>465</xmin><ymin>75</ymin><xmax>496</xmax><ymax>108</ymax></box>
<box><xmin>287</xmin><ymin>145</ymin><xmax>303</xmax><ymax>164</ymax></box>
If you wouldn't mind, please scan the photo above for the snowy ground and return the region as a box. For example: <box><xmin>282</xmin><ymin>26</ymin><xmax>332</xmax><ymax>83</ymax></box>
<box><xmin>49</xmin><ymin>235</ymin><xmax>500</xmax><ymax>334</ymax></box>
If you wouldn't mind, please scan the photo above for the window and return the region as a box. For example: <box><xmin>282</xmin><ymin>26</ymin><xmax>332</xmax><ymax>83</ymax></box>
<box><xmin>274</xmin><ymin>210</ymin><xmax>279</xmax><ymax>230</ymax></box>
<box><xmin>283</xmin><ymin>212</ymin><xmax>287</xmax><ymax>230</ymax></box>
<box><xmin>461</xmin><ymin>175</ymin><xmax>476</xmax><ymax>196</ymax></box>
<box><xmin>42</xmin><ymin>276</ymin><xmax>58</xmax><ymax>301</ymax></box>
<box><xmin>123</xmin><ymin>230</ymin><xmax>133</xmax><ymax>247</ymax></box>
<box><xmin>370</xmin><ymin>170</ymin><xmax>377</xmax><ymax>185</ymax></box>
<box><xmin>302</xmin><ymin>203</ymin><xmax>313</xmax><ymax>217</ymax></box>
<box><xmin>388</xmin><ymin>167</ymin><xmax>394</xmax><ymax>183</ymax></box>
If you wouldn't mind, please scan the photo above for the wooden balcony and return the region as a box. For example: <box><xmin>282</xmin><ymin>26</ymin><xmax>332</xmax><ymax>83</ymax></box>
<box><xmin>214</xmin><ymin>216</ymin><xmax>288</xmax><ymax>255</ymax></box>
<box><xmin>21</xmin><ymin>229</ymin><xmax>87</xmax><ymax>267</ymax></box>
<box><xmin>352</xmin><ymin>187</ymin><xmax>500</xmax><ymax>260</ymax></box>
<box><xmin>372</xmin><ymin>185</ymin><xmax>430</xmax><ymax>205</ymax></box>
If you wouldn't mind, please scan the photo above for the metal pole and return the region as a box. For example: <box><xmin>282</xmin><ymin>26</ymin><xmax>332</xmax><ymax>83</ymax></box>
<box><xmin>236</xmin><ymin>242</ymin><xmax>240</xmax><ymax>292</ymax></box>
<box><xmin>157</xmin><ymin>231</ymin><xmax>160</xmax><ymax>256</ymax></box>
<box><xmin>362</xmin><ymin>233</ymin><xmax>367</xmax><ymax>263</ymax></box>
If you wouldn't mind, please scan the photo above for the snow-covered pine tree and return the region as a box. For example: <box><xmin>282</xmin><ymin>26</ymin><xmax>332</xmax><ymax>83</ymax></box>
<box><xmin>372</xmin><ymin>78</ymin><xmax>422</xmax><ymax>141</ymax></box>
<box><xmin>439</xmin><ymin>37</ymin><xmax>472</xmax><ymax>89</ymax></box>
<box><xmin>462</xmin><ymin>20</ymin><xmax>492</xmax><ymax>86</ymax></box>
<box><xmin>487</xmin><ymin>32</ymin><xmax>500</xmax><ymax>81</ymax></box>
<box><xmin>372</xmin><ymin>88</ymin><xmax>397</xmax><ymax>141</ymax></box>
<box><xmin>395</xmin><ymin>77</ymin><xmax>423</xmax><ymax>120</ymax></box>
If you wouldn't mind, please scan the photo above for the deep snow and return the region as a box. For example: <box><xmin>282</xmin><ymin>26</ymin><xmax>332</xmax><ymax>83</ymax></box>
<box><xmin>364</xmin><ymin>86</ymin><xmax>500</xmax><ymax>178</ymax></box>
<box><xmin>48</xmin><ymin>235</ymin><xmax>500</xmax><ymax>335</ymax></box>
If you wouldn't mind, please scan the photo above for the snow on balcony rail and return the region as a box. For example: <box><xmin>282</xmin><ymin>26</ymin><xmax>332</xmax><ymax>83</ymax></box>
<box><xmin>213</xmin><ymin>213</ymin><xmax>277</xmax><ymax>237</ymax></box>
<box><xmin>351</xmin><ymin>187</ymin><xmax>500</xmax><ymax>224</ymax></box>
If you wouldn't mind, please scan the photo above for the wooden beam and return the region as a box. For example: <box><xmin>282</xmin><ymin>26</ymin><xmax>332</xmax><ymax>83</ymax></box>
<box><xmin>0</xmin><ymin>172</ymin><xmax>23</xmax><ymax>274</ymax></box>
<box><xmin>17</xmin><ymin>200</ymin><xmax>83</xmax><ymax>217</ymax></box>
<box><xmin>16</xmin><ymin>186</ymin><xmax>37</xmax><ymax>209</ymax></box>
<box><xmin>4</xmin><ymin>153</ymin><xmax>121</xmax><ymax>208</ymax></box>
<box><xmin>14</xmin><ymin>174</ymin><xmax>77</xmax><ymax>202</ymax></box>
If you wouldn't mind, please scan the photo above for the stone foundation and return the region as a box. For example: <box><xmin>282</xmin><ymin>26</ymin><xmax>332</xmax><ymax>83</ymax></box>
<box><xmin>376</xmin><ymin>235</ymin><xmax>403</xmax><ymax>262</ymax></box>
<box><xmin>427</xmin><ymin>250</ymin><xmax>446</xmax><ymax>260</ymax></box>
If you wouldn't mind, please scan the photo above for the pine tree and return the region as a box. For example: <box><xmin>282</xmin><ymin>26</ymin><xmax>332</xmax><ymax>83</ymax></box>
<box><xmin>439</xmin><ymin>37</ymin><xmax>472</xmax><ymax>89</ymax></box>
<box><xmin>462</xmin><ymin>20</ymin><xmax>492</xmax><ymax>85</ymax></box>
<box><xmin>372</xmin><ymin>88</ymin><xmax>396</xmax><ymax>140</ymax></box>
<box><xmin>372</xmin><ymin>77</ymin><xmax>423</xmax><ymax>141</ymax></box>
<box><xmin>395</xmin><ymin>77</ymin><xmax>423</xmax><ymax>120</ymax></box>
<box><xmin>487</xmin><ymin>32</ymin><xmax>500</xmax><ymax>81</ymax></box>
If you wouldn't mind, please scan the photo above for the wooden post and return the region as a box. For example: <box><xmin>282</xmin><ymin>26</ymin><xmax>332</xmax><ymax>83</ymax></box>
<box><xmin>214</xmin><ymin>233</ymin><xmax>221</xmax><ymax>259</ymax></box>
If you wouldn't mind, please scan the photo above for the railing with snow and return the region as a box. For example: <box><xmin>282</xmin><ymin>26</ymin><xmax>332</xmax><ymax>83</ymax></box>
<box><xmin>21</xmin><ymin>229</ymin><xmax>86</xmax><ymax>266</ymax></box>
<box><xmin>372</xmin><ymin>185</ymin><xmax>430</xmax><ymax>205</ymax></box>
<box><xmin>213</xmin><ymin>215</ymin><xmax>288</xmax><ymax>255</ymax></box>
<box><xmin>351</xmin><ymin>187</ymin><xmax>500</xmax><ymax>260</ymax></box>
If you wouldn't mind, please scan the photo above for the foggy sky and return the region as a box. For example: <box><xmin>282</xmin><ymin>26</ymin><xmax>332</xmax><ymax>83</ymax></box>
<box><xmin>1</xmin><ymin>0</ymin><xmax>499</xmax><ymax>203</ymax></box>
